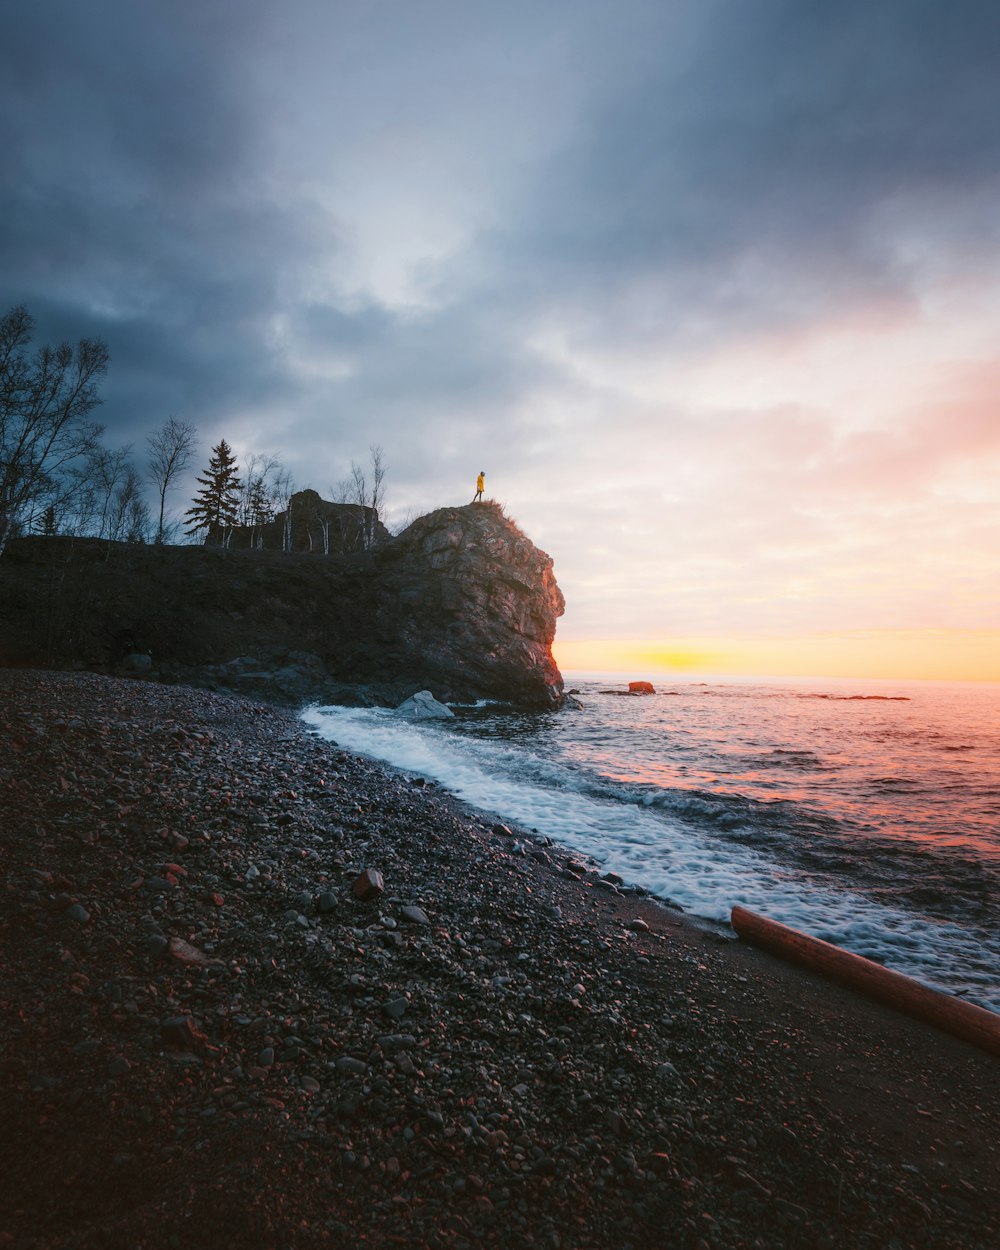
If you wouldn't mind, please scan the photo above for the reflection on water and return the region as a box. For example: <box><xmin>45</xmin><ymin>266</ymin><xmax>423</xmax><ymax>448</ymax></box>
<box><xmin>304</xmin><ymin>676</ymin><xmax>1000</xmax><ymax>1009</ymax></box>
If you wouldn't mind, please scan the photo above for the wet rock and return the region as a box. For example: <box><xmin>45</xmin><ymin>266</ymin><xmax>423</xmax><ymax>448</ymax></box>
<box><xmin>315</xmin><ymin>891</ymin><xmax>338</xmax><ymax>914</ymax></box>
<box><xmin>108</xmin><ymin>1055</ymin><xmax>131</xmax><ymax>1077</ymax></box>
<box><xmin>65</xmin><ymin>903</ymin><xmax>90</xmax><ymax>923</ymax></box>
<box><xmin>395</xmin><ymin>690</ymin><xmax>455</xmax><ymax>720</ymax></box>
<box><xmin>382</xmin><ymin>997</ymin><xmax>409</xmax><ymax>1021</ymax></box>
<box><xmin>628</xmin><ymin>681</ymin><xmax>656</xmax><ymax>694</ymax></box>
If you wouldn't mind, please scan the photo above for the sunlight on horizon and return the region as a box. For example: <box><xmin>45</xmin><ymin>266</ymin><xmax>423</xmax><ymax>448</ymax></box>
<box><xmin>553</xmin><ymin>630</ymin><xmax>1000</xmax><ymax>684</ymax></box>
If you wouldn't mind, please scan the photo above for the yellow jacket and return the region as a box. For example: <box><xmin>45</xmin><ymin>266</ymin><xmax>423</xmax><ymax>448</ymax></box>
<box><xmin>476</xmin><ymin>473</ymin><xmax>485</xmax><ymax>492</ymax></box>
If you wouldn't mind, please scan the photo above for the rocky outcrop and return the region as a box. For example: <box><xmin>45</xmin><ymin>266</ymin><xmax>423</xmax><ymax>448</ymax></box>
<box><xmin>217</xmin><ymin>489</ymin><xmax>390</xmax><ymax>554</ymax></box>
<box><xmin>369</xmin><ymin>503</ymin><xmax>565</xmax><ymax>708</ymax></box>
<box><xmin>0</xmin><ymin>502</ymin><xmax>565</xmax><ymax>708</ymax></box>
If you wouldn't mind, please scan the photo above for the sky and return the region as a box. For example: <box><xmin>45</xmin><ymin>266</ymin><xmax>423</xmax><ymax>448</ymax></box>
<box><xmin>3</xmin><ymin>0</ymin><xmax>999</xmax><ymax>681</ymax></box>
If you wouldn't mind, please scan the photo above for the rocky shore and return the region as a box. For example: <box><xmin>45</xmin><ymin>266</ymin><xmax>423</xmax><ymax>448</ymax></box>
<box><xmin>2</xmin><ymin>670</ymin><xmax>998</xmax><ymax>1250</ymax></box>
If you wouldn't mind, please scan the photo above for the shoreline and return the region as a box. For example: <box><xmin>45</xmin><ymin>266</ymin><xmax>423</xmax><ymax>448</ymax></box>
<box><xmin>2</xmin><ymin>669</ymin><xmax>998</xmax><ymax>1249</ymax></box>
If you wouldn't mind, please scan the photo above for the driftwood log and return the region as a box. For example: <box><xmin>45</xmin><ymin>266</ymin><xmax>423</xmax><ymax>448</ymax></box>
<box><xmin>731</xmin><ymin>904</ymin><xmax>1000</xmax><ymax>1058</ymax></box>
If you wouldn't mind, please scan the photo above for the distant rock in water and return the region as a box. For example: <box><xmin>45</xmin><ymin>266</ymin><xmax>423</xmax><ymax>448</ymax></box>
<box><xmin>0</xmin><ymin>500</ymin><xmax>565</xmax><ymax>709</ymax></box>
<box><xmin>600</xmin><ymin>680</ymin><xmax>657</xmax><ymax>696</ymax></box>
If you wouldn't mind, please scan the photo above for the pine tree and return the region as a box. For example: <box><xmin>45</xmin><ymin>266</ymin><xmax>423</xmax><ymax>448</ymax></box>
<box><xmin>184</xmin><ymin>440</ymin><xmax>242</xmax><ymax>544</ymax></box>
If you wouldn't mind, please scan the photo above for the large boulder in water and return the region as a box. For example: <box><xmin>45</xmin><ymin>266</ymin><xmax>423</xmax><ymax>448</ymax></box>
<box><xmin>628</xmin><ymin>681</ymin><xmax>656</xmax><ymax>695</ymax></box>
<box><xmin>396</xmin><ymin>690</ymin><xmax>455</xmax><ymax>719</ymax></box>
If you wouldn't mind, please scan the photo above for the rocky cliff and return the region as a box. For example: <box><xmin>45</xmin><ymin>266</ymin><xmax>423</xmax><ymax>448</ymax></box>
<box><xmin>0</xmin><ymin>502</ymin><xmax>565</xmax><ymax>708</ymax></box>
<box><xmin>371</xmin><ymin>503</ymin><xmax>565</xmax><ymax>707</ymax></box>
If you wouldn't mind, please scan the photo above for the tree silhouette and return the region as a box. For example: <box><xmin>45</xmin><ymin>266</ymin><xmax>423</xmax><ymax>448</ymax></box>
<box><xmin>0</xmin><ymin>304</ymin><xmax>108</xmax><ymax>557</ymax></box>
<box><xmin>147</xmin><ymin>416</ymin><xmax>197</xmax><ymax>544</ymax></box>
<box><xmin>184</xmin><ymin>440</ymin><xmax>242</xmax><ymax>545</ymax></box>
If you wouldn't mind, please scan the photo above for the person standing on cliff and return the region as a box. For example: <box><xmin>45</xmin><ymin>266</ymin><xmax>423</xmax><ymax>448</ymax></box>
<box><xmin>473</xmin><ymin>470</ymin><xmax>485</xmax><ymax>503</ymax></box>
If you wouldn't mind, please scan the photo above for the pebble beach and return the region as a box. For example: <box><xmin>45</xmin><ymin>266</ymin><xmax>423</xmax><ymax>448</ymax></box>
<box><xmin>2</xmin><ymin>670</ymin><xmax>998</xmax><ymax>1250</ymax></box>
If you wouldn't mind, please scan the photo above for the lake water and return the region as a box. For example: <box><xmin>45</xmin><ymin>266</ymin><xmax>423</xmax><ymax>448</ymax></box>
<box><xmin>302</xmin><ymin>674</ymin><xmax>1000</xmax><ymax>1011</ymax></box>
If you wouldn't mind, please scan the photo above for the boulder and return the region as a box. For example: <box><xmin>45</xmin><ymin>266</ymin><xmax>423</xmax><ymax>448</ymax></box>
<box><xmin>395</xmin><ymin>690</ymin><xmax>454</xmax><ymax>720</ymax></box>
<box><xmin>351</xmin><ymin>868</ymin><xmax>384</xmax><ymax>901</ymax></box>
<box><xmin>628</xmin><ymin>681</ymin><xmax>656</xmax><ymax>695</ymax></box>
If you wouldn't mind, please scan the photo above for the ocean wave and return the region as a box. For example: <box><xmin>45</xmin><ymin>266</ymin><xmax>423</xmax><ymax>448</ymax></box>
<box><xmin>300</xmin><ymin>687</ymin><xmax>1000</xmax><ymax>1011</ymax></box>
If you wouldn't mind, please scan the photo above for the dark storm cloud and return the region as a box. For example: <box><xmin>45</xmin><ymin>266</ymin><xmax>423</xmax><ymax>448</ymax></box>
<box><xmin>0</xmin><ymin>0</ymin><xmax>319</xmax><ymax>442</ymax></box>
<box><xmin>480</xmin><ymin>0</ymin><xmax>1000</xmax><ymax>348</ymax></box>
<box><xmin>4</xmin><ymin>0</ymin><xmax>1000</xmax><ymax>507</ymax></box>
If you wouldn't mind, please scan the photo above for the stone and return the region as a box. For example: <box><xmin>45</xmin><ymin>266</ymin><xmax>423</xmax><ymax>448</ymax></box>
<box><xmin>168</xmin><ymin>937</ymin><xmax>210</xmax><ymax>966</ymax></box>
<box><xmin>258</xmin><ymin>1047</ymin><xmax>275</xmax><ymax>1067</ymax></box>
<box><xmin>107</xmin><ymin>1055</ymin><xmax>131</xmax><ymax>1077</ymax></box>
<box><xmin>122</xmin><ymin>653</ymin><xmax>152</xmax><ymax>673</ymax></box>
<box><xmin>145</xmin><ymin>934</ymin><xmax>169</xmax><ymax>958</ymax></box>
<box><xmin>628</xmin><ymin>681</ymin><xmax>656</xmax><ymax>694</ymax></box>
<box><xmin>399</xmin><ymin>904</ymin><xmax>431</xmax><ymax>926</ymax></box>
<box><xmin>626</xmin><ymin>919</ymin><xmax>650</xmax><ymax>932</ymax></box>
<box><xmin>351</xmin><ymin>868</ymin><xmax>384</xmax><ymax>901</ymax></box>
<box><xmin>395</xmin><ymin>690</ymin><xmax>455</xmax><ymax>720</ymax></box>
<box><xmin>382</xmin><ymin>997</ymin><xmax>409</xmax><ymax>1021</ymax></box>
<box><xmin>65</xmin><ymin>903</ymin><xmax>90</xmax><ymax>923</ymax></box>
<box><xmin>160</xmin><ymin>1016</ymin><xmax>206</xmax><ymax>1050</ymax></box>
<box><xmin>336</xmin><ymin>1056</ymin><xmax>368</xmax><ymax>1075</ymax></box>
<box><xmin>315</xmin><ymin>891</ymin><xmax>338</xmax><ymax>913</ymax></box>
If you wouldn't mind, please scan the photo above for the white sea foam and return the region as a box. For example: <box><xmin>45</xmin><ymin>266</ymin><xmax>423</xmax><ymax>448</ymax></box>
<box><xmin>301</xmin><ymin>698</ymin><xmax>1000</xmax><ymax>1010</ymax></box>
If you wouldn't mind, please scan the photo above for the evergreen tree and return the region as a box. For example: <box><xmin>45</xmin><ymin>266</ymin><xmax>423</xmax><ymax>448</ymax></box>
<box><xmin>184</xmin><ymin>440</ymin><xmax>242</xmax><ymax>543</ymax></box>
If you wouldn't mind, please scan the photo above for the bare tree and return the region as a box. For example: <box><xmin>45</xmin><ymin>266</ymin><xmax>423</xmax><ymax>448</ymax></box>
<box><xmin>0</xmin><ymin>304</ymin><xmax>109</xmax><ymax>557</ymax></box>
<box><xmin>107</xmin><ymin>465</ymin><xmax>150</xmax><ymax>546</ymax></box>
<box><xmin>347</xmin><ymin>443</ymin><xmax>387</xmax><ymax>549</ymax></box>
<box><xmin>238</xmin><ymin>453</ymin><xmax>280</xmax><ymax>548</ymax></box>
<box><xmin>369</xmin><ymin>443</ymin><xmax>386</xmax><ymax>539</ymax></box>
<box><xmin>89</xmin><ymin>444</ymin><xmax>133</xmax><ymax>538</ymax></box>
<box><xmin>270</xmin><ymin>466</ymin><xmax>295</xmax><ymax>552</ymax></box>
<box><xmin>331</xmin><ymin>477</ymin><xmax>358</xmax><ymax>550</ymax></box>
<box><xmin>147</xmin><ymin>416</ymin><xmax>197</xmax><ymax>544</ymax></box>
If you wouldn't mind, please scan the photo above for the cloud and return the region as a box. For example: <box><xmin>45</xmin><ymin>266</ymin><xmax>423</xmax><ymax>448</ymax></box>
<box><xmin>3</xmin><ymin>0</ymin><xmax>1000</xmax><ymax>662</ymax></box>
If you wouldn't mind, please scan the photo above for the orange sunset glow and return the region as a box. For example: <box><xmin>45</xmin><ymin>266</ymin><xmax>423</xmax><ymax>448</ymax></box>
<box><xmin>554</xmin><ymin>631</ymin><xmax>1000</xmax><ymax>684</ymax></box>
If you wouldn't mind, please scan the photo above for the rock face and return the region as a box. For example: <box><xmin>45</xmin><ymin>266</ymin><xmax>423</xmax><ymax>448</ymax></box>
<box><xmin>0</xmin><ymin>502</ymin><xmax>566</xmax><ymax>708</ymax></box>
<box><xmin>373</xmin><ymin>504</ymin><xmax>565</xmax><ymax>708</ymax></box>
<box><xmin>219</xmin><ymin>489</ymin><xmax>391</xmax><ymax>554</ymax></box>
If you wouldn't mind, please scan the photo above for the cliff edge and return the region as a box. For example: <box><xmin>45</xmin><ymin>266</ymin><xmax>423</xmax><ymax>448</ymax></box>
<box><xmin>372</xmin><ymin>503</ymin><xmax>565</xmax><ymax>707</ymax></box>
<box><xmin>0</xmin><ymin>502</ymin><xmax>565</xmax><ymax>708</ymax></box>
